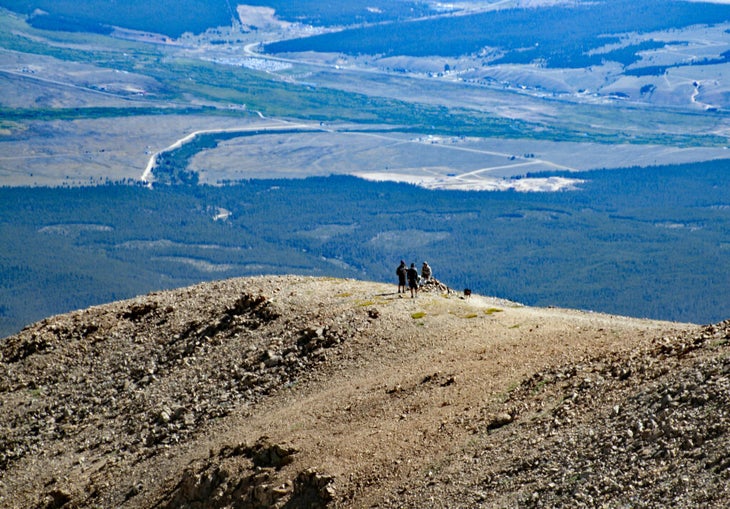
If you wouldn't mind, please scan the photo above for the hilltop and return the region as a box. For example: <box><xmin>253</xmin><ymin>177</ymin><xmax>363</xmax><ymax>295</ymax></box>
<box><xmin>1</xmin><ymin>276</ymin><xmax>728</xmax><ymax>508</ymax></box>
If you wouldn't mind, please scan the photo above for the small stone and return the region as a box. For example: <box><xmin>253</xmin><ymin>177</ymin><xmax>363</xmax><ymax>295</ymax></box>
<box><xmin>487</xmin><ymin>413</ymin><xmax>513</xmax><ymax>430</ymax></box>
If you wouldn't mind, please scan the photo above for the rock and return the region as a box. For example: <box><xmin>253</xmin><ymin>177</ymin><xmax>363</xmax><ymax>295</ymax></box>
<box><xmin>43</xmin><ymin>489</ymin><xmax>72</xmax><ymax>509</ymax></box>
<box><xmin>290</xmin><ymin>469</ymin><xmax>336</xmax><ymax>508</ymax></box>
<box><xmin>487</xmin><ymin>413</ymin><xmax>513</xmax><ymax>430</ymax></box>
<box><xmin>264</xmin><ymin>354</ymin><xmax>284</xmax><ymax>368</ymax></box>
<box><xmin>244</xmin><ymin>438</ymin><xmax>298</xmax><ymax>469</ymax></box>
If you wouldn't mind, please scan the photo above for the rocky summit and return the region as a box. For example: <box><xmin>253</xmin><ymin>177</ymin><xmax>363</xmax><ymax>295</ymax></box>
<box><xmin>0</xmin><ymin>276</ymin><xmax>728</xmax><ymax>508</ymax></box>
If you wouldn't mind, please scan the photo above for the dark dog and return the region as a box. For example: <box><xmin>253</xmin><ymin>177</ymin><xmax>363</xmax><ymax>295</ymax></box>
<box><xmin>463</xmin><ymin>288</ymin><xmax>472</xmax><ymax>299</ymax></box>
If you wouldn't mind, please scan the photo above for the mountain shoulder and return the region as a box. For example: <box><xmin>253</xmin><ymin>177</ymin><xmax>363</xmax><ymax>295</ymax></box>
<box><xmin>1</xmin><ymin>275</ymin><xmax>727</xmax><ymax>508</ymax></box>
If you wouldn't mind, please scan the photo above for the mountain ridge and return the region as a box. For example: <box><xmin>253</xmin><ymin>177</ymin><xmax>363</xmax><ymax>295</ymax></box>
<box><xmin>1</xmin><ymin>275</ymin><xmax>728</xmax><ymax>508</ymax></box>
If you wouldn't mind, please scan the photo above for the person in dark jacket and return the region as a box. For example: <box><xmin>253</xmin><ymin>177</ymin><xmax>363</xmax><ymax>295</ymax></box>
<box><xmin>407</xmin><ymin>263</ymin><xmax>419</xmax><ymax>298</ymax></box>
<box><xmin>396</xmin><ymin>260</ymin><xmax>407</xmax><ymax>294</ymax></box>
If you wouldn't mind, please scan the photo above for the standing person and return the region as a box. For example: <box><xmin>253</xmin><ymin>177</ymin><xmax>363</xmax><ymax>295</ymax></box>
<box><xmin>421</xmin><ymin>261</ymin><xmax>432</xmax><ymax>283</ymax></box>
<box><xmin>396</xmin><ymin>260</ymin><xmax>407</xmax><ymax>294</ymax></box>
<box><xmin>407</xmin><ymin>262</ymin><xmax>420</xmax><ymax>298</ymax></box>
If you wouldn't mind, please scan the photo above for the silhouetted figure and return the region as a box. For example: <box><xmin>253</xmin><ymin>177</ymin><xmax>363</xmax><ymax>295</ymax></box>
<box><xmin>396</xmin><ymin>260</ymin><xmax>407</xmax><ymax>294</ymax></box>
<box><xmin>407</xmin><ymin>263</ymin><xmax>419</xmax><ymax>298</ymax></box>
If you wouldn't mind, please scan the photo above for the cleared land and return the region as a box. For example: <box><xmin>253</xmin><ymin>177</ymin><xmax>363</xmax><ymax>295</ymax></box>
<box><xmin>189</xmin><ymin>128</ymin><xmax>730</xmax><ymax>190</ymax></box>
<box><xmin>0</xmin><ymin>115</ymin><xmax>262</xmax><ymax>186</ymax></box>
<box><xmin>3</xmin><ymin>113</ymin><xmax>729</xmax><ymax>189</ymax></box>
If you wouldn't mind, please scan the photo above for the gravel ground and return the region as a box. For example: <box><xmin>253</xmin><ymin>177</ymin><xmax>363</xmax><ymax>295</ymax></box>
<box><xmin>1</xmin><ymin>275</ymin><xmax>724</xmax><ymax>508</ymax></box>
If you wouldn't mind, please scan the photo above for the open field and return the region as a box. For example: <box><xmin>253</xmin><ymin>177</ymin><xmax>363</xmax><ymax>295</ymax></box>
<box><xmin>3</xmin><ymin>111</ymin><xmax>729</xmax><ymax>188</ymax></box>
<box><xmin>189</xmin><ymin>127</ymin><xmax>730</xmax><ymax>191</ymax></box>
<box><xmin>0</xmin><ymin>115</ymin><xmax>266</xmax><ymax>186</ymax></box>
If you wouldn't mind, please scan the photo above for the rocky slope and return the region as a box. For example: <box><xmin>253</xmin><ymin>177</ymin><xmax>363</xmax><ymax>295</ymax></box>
<box><xmin>0</xmin><ymin>276</ymin><xmax>727</xmax><ymax>508</ymax></box>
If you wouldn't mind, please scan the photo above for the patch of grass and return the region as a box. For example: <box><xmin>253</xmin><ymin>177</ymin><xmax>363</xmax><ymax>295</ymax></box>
<box><xmin>357</xmin><ymin>297</ymin><xmax>391</xmax><ymax>307</ymax></box>
<box><xmin>464</xmin><ymin>313</ymin><xmax>478</xmax><ymax>319</ymax></box>
<box><xmin>336</xmin><ymin>292</ymin><xmax>353</xmax><ymax>298</ymax></box>
<box><xmin>497</xmin><ymin>380</ymin><xmax>522</xmax><ymax>402</ymax></box>
<box><xmin>288</xmin><ymin>421</ymin><xmax>304</xmax><ymax>433</ymax></box>
<box><xmin>28</xmin><ymin>387</ymin><xmax>44</xmax><ymax>398</ymax></box>
<box><xmin>485</xmin><ymin>307</ymin><xmax>503</xmax><ymax>315</ymax></box>
<box><xmin>411</xmin><ymin>311</ymin><xmax>426</xmax><ymax>319</ymax></box>
<box><xmin>509</xmin><ymin>324</ymin><xmax>521</xmax><ymax>329</ymax></box>
<box><xmin>532</xmin><ymin>379</ymin><xmax>548</xmax><ymax>394</ymax></box>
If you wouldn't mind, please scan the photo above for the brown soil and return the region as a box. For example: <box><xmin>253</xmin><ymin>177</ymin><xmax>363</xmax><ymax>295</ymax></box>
<box><xmin>1</xmin><ymin>276</ymin><xmax>727</xmax><ymax>508</ymax></box>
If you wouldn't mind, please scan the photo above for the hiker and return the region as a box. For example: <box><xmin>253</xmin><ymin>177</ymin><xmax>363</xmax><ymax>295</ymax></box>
<box><xmin>396</xmin><ymin>260</ymin><xmax>407</xmax><ymax>294</ymax></box>
<box><xmin>407</xmin><ymin>263</ymin><xmax>420</xmax><ymax>298</ymax></box>
<box><xmin>421</xmin><ymin>261</ymin><xmax>432</xmax><ymax>283</ymax></box>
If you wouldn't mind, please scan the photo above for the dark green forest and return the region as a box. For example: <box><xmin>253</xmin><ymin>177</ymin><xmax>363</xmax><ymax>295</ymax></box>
<box><xmin>0</xmin><ymin>0</ymin><xmax>436</xmax><ymax>37</ymax></box>
<box><xmin>265</xmin><ymin>0</ymin><xmax>730</xmax><ymax>68</ymax></box>
<box><xmin>0</xmin><ymin>0</ymin><xmax>233</xmax><ymax>37</ymax></box>
<box><xmin>2</xmin><ymin>160</ymin><xmax>729</xmax><ymax>338</ymax></box>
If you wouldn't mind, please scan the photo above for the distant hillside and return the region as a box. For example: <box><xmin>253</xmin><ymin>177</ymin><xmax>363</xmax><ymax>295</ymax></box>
<box><xmin>265</xmin><ymin>0</ymin><xmax>730</xmax><ymax>68</ymax></box>
<box><xmin>0</xmin><ymin>0</ymin><xmax>437</xmax><ymax>37</ymax></box>
<box><xmin>0</xmin><ymin>0</ymin><xmax>234</xmax><ymax>37</ymax></box>
<box><xmin>1</xmin><ymin>276</ymin><xmax>728</xmax><ymax>508</ymax></box>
